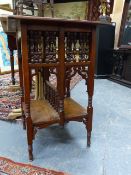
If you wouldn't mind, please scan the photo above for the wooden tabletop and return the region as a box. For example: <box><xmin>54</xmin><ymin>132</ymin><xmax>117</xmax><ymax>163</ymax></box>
<box><xmin>0</xmin><ymin>14</ymin><xmax>113</xmax><ymax>26</ymax></box>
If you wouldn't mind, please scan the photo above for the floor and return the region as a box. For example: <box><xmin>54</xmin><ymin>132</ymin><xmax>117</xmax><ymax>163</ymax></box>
<box><xmin>0</xmin><ymin>79</ymin><xmax>131</xmax><ymax>175</ymax></box>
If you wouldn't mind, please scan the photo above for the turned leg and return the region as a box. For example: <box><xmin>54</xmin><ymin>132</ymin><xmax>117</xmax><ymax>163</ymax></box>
<box><xmin>26</xmin><ymin>117</ymin><xmax>34</xmax><ymax>161</ymax></box>
<box><xmin>87</xmin><ymin>104</ymin><xmax>93</xmax><ymax>147</ymax></box>
<box><xmin>23</xmin><ymin>116</ymin><xmax>26</xmax><ymax>130</ymax></box>
<box><xmin>10</xmin><ymin>49</ymin><xmax>15</xmax><ymax>85</ymax></box>
<box><xmin>20</xmin><ymin>90</ymin><xmax>26</xmax><ymax>130</ymax></box>
<box><xmin>29</xmin><ymin>69</ymin><xmax>32</xmax><ymax>92</ymax></box>
<box><xmin>84</xmin><ymin>107</ymin><xmax>93</xmax><ymax>147</ymax></box>
<box><xmin>17</xmin><ymin>39</ymin><xmax>26</xmax><ymax>130</ymax></box>
<box><xmin>28</xmin><ymin>144</ymin><xmax>33</xmax><ymax>161</ymax></box>
<box><xmin>22</xmin><ymin>109</ymin><xmax>26</xmax><ymax>130</ymax></box>
<box><xmin>84</xmin><ymin>108</ymin><xmax>93</xmax><ymax>147</ymax></box>
<box><xmin>85</xmin><ymin>27</ymin><xmax>96</xmax><ymax>147</ymax></box>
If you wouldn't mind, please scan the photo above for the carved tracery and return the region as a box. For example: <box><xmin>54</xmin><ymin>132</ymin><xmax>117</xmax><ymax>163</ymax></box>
<box><xmin>28</xmin><ymin>30</ymin><xmax>58</xmax><ymax>64</ymax></box>
<box><xmin>65</xmin><ymin>66</ymin><xmax>88</xmax><ymax>81</ymax></box>
<box><xmin>65</xmin><ymin>32</ymin><xmax>90</xmax><ymax>62</ymax></box>
<box><xmin>44</xmin><ymin>32</ymin><xmax>58</xmax><ymax>63</ymax></box>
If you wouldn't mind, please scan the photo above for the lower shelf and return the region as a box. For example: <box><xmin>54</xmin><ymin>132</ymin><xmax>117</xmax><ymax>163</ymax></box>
<box><xmin>64</xmin><ymin>98</ymin><xmax>87</xmax><ymax>120</ymax></box>
<box><xmin>31</xmin><ymin>100</ymin><xmax>59</xmax><ymax>124</ymax></box>
<box><xmin>29</xmin><ymin>98</ymin><xmax>87</xmax><ymax>125</ymax></box>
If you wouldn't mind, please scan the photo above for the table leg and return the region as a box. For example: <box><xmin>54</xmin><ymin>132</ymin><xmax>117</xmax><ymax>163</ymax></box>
<box><xmin>10</xmin><ymin>49</ymin><xmax>15</xmax><ymax>85</ymax></box>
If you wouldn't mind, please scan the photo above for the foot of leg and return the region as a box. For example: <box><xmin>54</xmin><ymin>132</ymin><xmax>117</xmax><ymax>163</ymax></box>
<box><xmin>28</xmin><ymin>145</ymin><xmax>33</xmax><ymax>161</ymax></box>
<box><xmin>87</xmin><ymin>131</ymin><xmax>91</xmax><ymax>147</ymax></box>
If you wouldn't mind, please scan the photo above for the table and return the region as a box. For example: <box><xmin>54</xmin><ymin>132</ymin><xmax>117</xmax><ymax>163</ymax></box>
<box><xmin>0</xmin><ymin>15</ymin><xmax>111</xmax><ymax>160</ymax></box>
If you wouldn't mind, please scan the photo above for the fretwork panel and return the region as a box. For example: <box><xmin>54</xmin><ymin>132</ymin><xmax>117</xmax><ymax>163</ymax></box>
<box><xmin>28</xmin><ymin>30</ymin><xmax>58</xmax><ymax>63</ymax></box>
<box><xmin>44</xmin><ymin>31</ymin><xmax>58</xmax><ymax>63</ymax></box>
<box><xmin>65</xmin><ymin>32</ymin><xmax>90</xmax><ymax>62</ymax></box>
<box><xmin>28</xmin><ymin>31</ymin><xmax>43</xmax><ymax>63</ymax></box>
<box><xmin>65</xmin><ymin>66</ymin><xmax>88</xmax><ymax>81</ymax></box>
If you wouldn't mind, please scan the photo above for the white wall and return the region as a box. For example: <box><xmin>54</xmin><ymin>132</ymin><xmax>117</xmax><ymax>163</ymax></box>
<box><xmin>0</xmin><ymin>0</ymin><xmax>12</xmax><ymax>3</ymax></box>
<box><xmin>0</xmin><ymin>0</ymin><xmax>13</xmax><ymax>30</ymax></box>
<box><xmin>111</xmin><ymin>0</ymin><xmax>125</xmax><ymax>48</ymax></box>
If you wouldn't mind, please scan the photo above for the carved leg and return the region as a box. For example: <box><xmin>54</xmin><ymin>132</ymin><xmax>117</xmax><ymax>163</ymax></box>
<box><xmin>87</xmin><ymin>98</ymin><xmax>93</xmax><ymax>147</ymax></box>
<box><xmin>84</xmin><ymin>112</ymin><xmax>92</xmax><ymax>147</ymax></box>
<box><xmin>22</xmin><ymin>112</ymin><xmax>26</xmax><ymax>130</ymax></box>
<box><xmin>28</xmin><ymin>144</ymin><xmax>33</xmax><ymax>161</ymax></box>
<box><xmin>87</xmin><ymin>132</ymin><xmax>91</xmax><ymax>147</ymax></box>
<box><xmin>26</xmin><ymin>117</ymin><xmax>34</xmax><ymax>161</ymax></box>
<box><xmin>29</xmin><ymin>70</ymin><xmax>32</xmax><ymax>92</ymax></box>
<box><xmin>21</xmin><ymin>90</ymin><xmax>26</xmax><ymax>130</ymax></box>
<box><xmin>10</xmin><ymin>49</ymin><xmax>15</xmax><ymax>85</ymax></box>
<box><xmin>33</xmin><ymin>128</ymin><xmax>37</xmax><ymax>140</ymax></box>
<box><xmin>23</xmin><ymin>117</ymin><xmax>26</xmax><ymax>130</ymax></box>
<box><xmin>17</xmin><ymin>39</ymin><xmax>26</xmax><ymax>130</ymax></box>
<box><xmin>20</xmin><ymin>93</ymin><xmax>26</xmax><ymax>130</ymax></box>
<box><xmin>87</xmin><ymin>109</ymin><xmax>93</xmax><ymax>147</ymax></box>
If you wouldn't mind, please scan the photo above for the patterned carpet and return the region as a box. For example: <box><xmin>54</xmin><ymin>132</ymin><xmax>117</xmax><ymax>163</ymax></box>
<box><xmin>0</xmin><ymin>157</ymin><xmax>69</xmax><ymax>175</ymax></box>
<box><xmin>0</xmin><ymin>73</ymin><xmax>20</xmax><ymax>120</ymax></box>
<box><xmin>0</xmin><ymin>73</ymin><xmax>81</xmax><ymax>120</ymax></box>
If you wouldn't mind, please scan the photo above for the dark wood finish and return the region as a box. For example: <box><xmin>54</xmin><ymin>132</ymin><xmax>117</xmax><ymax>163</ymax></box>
<box><xmin>0</xmin><ymin>15</ymin><xmax>111</xmax><ymax>160</ymax></box>
<box><xmin>110</xmin><ymin>0</ymin><xmax>131</xmax><ymax>88</ymax></box>
<box><xmin>2</xmin><ymin>0</ymin><xmax>115</xmax><ymax>85</ymax></box>
<box><xmin>109</xmin><ymin>48</ymin><xmax>131</xmax><ymax>88</ymax></box>
<box><xmin>6</xmin><ymin>35</ymin><xmax>16</xmax><ymax>84</ymax></box>
<box><xmin>7</xmin><ymin>34</ymin><xmax>17</xmax><ymax>85</ymax></box>
<box><xmin>95</xmin><ymin>23</ymin><xmax>115</xmax><ymax>78</ymax></box>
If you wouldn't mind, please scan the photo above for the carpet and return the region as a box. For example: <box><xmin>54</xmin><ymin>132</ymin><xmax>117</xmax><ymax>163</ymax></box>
<box><xmin>0</xmin><ymin>73</ymin><xmax>20</xmax><ymax>120</ymax></box>
<box><xmin>0</xmin><ymin>73</ymin><xmax>81</xmax><ymax>120</ymax></box>
<box><xmin>0</xmin><ymin>157</ymin><xmax>69</xmax><ymax>175</ymax></box>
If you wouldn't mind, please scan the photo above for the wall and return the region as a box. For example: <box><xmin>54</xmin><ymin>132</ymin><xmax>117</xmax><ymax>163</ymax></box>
<box><xmin>111</xmin><ymin>0</ymin><xmax>125</xmax><ymax>48</ymax></box>
<box><xmin>0</xmin><ymin>0</ymin><xmax>126</xmax><ymax>73</ymax></box>
<box><xmin>45</xmin><ymin>2</ymin><xmax>87</xmax><ymax>19</ymax></box>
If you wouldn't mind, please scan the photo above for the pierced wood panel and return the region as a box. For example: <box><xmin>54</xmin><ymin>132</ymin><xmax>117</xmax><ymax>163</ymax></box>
<box><xmin>65</xmin><ymin>32</ymin><xmax>90</xmax><ymax>62</ymax></box>
<box><xmin>28</xmin><ymin>31</ymin><xmax>43</xmax><ymax>63</ymax></box>
<box><xmin>44</xmin><ymin>32</ymin><xmax>58</xmax><ymax>63</ymax></box>
<box><xmin>28</xmin><ymin>30</ymin><xmax>58</xmax><ymax>64</ymax></box>
<box><xmin>65</xmin><ymin>66</ymin><xmax>88</xmax><ymax>81</ymax></box>
<box><xmin>45</xmin><ymin>80</ymin><xmax>61</xmax><ymax>113</ymax></box>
